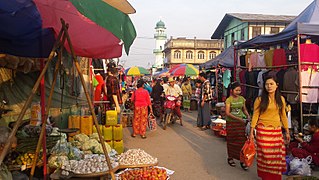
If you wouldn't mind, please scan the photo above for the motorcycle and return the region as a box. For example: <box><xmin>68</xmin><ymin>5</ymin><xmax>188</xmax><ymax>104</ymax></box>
<box><xmin>162</xmin><ymin>95</ymin><xmax>181</xmax><ymax>130</ymax></box>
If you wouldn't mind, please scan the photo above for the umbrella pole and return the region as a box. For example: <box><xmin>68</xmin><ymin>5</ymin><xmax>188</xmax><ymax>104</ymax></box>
<box><xmin>0</xmin><ymin>27</ymin><xmax>64</xmax><ymax>166</ymax></box>
<box><xmin>29</xmin><ymin>43</ymin><xmax>64</xmax><ymax>179</ymax></box>
<box><xmin>60</xmin><ymin>19</ymin><xmax>116</xmax><ymax>179</ymax></box>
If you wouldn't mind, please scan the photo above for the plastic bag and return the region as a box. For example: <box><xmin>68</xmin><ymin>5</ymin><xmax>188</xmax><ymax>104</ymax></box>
<box><xmin>240</xmin><ymin>139</ymin><xmax>256</xmax><ymax>167</ymax></box>
<box><xmin>148</xmin><ymin>113</ymin><xmax>157</xmax><ymax>131</ymax></box>
<box><xmin>288</xmin><ymin>156</ymin><xmax>312</xmax><ymax>176</ymax></box>
<box><xmin>68</xmin><ymin>147</ymin><xmax>83</xmax><ymax>160</ymax></box>
<box><xmin>50</xmin><ymin>141</ymin><xmax>70</xmax><ymax>156</ymax></box>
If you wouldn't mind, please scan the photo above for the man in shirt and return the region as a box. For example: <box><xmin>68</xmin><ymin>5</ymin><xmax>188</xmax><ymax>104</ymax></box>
<box><xmin>106</xmin><ymin>64</ymin><xmax>122</xmax><ymax>114</ymax></box>
<box><xmin>198</xmin><ymin>72</ymin><xmax>213</xmax><ymax>130</ymax></box>
<box><xmin>164</xmin><ymin>77</ymin><xmax>183</xmax><ymax>126</ymax></box>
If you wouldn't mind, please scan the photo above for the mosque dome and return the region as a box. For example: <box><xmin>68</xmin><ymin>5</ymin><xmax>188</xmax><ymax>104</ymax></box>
<box><xmin>156</xmin><ymin>20</ymin><xmax>166</xmax><ymax>29</ymax></box>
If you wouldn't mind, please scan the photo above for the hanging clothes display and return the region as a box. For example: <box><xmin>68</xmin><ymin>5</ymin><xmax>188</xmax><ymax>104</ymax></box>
<box><xmin>256</xmin><ymin>52</ymin><xmax>266</xmax><ymax>67</ymax></box>
<box><xmin>283</xmin><ymin>67</ymin><xmax>299</xmax><ymax>104</ymax></box>
<box><xmin>264</xmin><ymin>49</ymin><xmax>274</xmax><ymax>67</ymax></box>
<box><xmin>223</xmin><ymin>69</ymin><xmax>232</xmax><ymax>88</ymax></box>
<box><xmin>300</xmin><ymin>70</ymin><xmax>319</xmax><ymax>103</ymax></box>
<box><xmin>300</xmin><ymin>43</ymin><xmax>319</xmax><ymax>63</ymax></box>
<box><xmin>272</xmin><ymin>48</ymin><xmax>287</xmax><ymax>67</ymax></box>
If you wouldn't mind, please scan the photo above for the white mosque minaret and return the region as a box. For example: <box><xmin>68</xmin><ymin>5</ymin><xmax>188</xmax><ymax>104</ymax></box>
<box><xmin>153</xmin><ymin>20</ymin><xmax>167</xmax><ymax>71</ymax></box>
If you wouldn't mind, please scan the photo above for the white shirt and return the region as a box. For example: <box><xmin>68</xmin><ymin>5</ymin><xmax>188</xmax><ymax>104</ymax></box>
<box><xmin>164</xmin><ymin>84</ymin><xmax>183</xmax><ymax>97</ymax></box>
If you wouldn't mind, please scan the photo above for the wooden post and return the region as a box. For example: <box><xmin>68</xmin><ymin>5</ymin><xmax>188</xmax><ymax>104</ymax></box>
<box><xmin>0</xmin><ymin>28</ymin><xmax>64</xmax><ymax>165</ymax></box>
<box><xmin>297</xmin><ymin>34</ymin><xmax>304</xmax><ymax>132</ymax></box>
<box><xmin>60</xmin><ymin>19</ymin><xmax>116</xmax><ymax>180</ymax></box>
<box><xmin>29</xmin><ymin>48</ymin><xmax>63</xmax><ymax>179</ymax></box>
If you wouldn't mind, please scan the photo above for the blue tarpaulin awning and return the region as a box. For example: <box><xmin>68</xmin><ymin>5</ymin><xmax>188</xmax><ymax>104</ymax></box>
<box><xmin>238</xmin><ymin>0</ymin><xmax>319</xmax><ymax>49</ymax></box>
<box><xmin>0</xmin><ymin>0</ymin><xmax>55</xmax><ymax>58</ymax></box>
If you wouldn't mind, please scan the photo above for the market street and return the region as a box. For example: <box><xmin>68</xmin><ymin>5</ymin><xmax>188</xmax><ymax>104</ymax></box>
<box><xmin>123</xmin><ymin>111</ymin><xmax>258</xmax><ymax>180</ymax></box>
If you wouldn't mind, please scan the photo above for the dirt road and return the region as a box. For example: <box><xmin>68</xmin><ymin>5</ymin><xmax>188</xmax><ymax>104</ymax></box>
<box><xmin>122</xmin><ymin>111</ymin><xmax>258</xmax><ymax>180</ymax></box>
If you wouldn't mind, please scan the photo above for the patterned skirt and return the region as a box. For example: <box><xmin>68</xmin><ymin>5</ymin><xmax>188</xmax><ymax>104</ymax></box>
<box><xmin>133</xmin><ymin>106</ymin><xmax>148</xmax><ymax>135</ymax></box>
<box><xmin>183</xmin><ymin>96</ymin><xmax>190</xmax><ymax>109</ymax></box>
<box><xmin>226</xmin><ymin>120</ymin><xmax>246</xmax><ymax>160</ymax></box>
<box><xmin>256</xmin><ymin>125</ymin><xmax>286</xmax><ymax>180</ymax></box>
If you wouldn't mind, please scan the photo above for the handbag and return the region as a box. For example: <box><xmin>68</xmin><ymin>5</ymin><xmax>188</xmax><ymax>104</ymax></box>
<box><xmin>240</xmin><ymin>139</ymin><xmax>256</xmax><ymax>167</ymax></box>
<box><xmin>148</xmin><ymin>113</ymin><xmax>157</xmax><ymax>131</ymax></box>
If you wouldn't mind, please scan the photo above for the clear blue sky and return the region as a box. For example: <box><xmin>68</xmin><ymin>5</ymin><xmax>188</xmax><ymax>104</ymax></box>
<box><xmin>120</xmin><ymin>0</ymin><xmax>313</xmax><ymax>68</ymax></box>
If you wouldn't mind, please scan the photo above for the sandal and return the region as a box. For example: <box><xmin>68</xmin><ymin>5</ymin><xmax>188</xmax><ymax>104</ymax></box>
<box><xmin>141</xmin><ymin>135</ymin><xmax>147</xmax><ymax>139</ymax></box>
<box><xmin>227</xmin><ymin>158</ymin><xmax>236</xmax><ymax>167</ymax></box>
<box><xmin>240</xmin><ymin>162</ymin><xmax>248</xmax><ymax>170</ymax></box>
<box><xmin>131</xmin><ymin>134</ymin><xmax>136</xmax><ymax>138</ymax></box>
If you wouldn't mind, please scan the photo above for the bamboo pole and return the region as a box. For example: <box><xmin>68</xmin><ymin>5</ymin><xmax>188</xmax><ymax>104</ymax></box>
<box><xmin>0</xmin><ymin>28</ymin><xmax>65</xmax><ymax>165</ymax></box>
<box><xmin>29</xmin><ymin>44</ymin><xmax>64</xmax><ymax>179</ymax></box>
<box><xmin>60</xmin><ymin>19</ymin><xmax>116</xmax><ymax>180</ymax></box>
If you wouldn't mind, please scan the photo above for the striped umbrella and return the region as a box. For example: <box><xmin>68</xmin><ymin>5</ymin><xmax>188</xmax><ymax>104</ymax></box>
<box><xmin>125</xmin><ymin>66</ymin><xmax>150</xmax><ymax>76</ymax></box>
<box><xmin>169</xmin><ymin>64</ymin><xmax>199</xmax><ymax>76</ymax></box>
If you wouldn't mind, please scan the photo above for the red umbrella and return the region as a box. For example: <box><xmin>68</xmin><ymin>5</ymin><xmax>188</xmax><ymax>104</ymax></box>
<box><xmin>34</xmin><ymin>0</ymin><xmax>137</xmax><ymax>59</ymax></box>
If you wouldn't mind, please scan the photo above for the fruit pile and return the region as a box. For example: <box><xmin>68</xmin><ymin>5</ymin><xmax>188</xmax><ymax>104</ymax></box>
<box><xmin>119</xmin><ymin>167</ymin><xmax>167</xmax><ymax>180</ymax></box>
<box><xmin>14</xmin><ymin>153</ymin><xmax>42</xmax><ymax>165</ymax></box>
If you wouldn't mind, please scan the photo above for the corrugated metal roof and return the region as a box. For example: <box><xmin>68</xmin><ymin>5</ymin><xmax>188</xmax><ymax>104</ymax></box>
<box><xmin>228</xmin><ymin>13</ymin><xmax>296</xmax><ymax>22</ymax></box>
<box><xmin>211</xmin><ymin>13</ymin><xmax>296</xmax><ymax>39</ymax></box>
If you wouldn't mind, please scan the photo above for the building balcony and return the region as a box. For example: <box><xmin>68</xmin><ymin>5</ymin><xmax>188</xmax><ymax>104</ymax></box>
<box><xmin>154</xmin><ymin>34</ymin><xmax>167</xmax><ymax>39</ymax></box>
<box><xmin>153</xmin><ymin>49</ymin><xmax>163</xmax><ymax>54</ymax></box>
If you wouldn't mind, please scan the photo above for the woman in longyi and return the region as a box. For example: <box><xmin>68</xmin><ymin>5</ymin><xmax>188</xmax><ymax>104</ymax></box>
<box><xmin>249</xmin><ymin>76</ymin><xmax>290</xmax><ymax>180</ymax></box>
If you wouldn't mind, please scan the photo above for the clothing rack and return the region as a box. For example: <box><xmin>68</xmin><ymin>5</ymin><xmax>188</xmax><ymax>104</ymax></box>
<box><xmin>235</xmin><ymin>34</ymin><xmax>319</xmax><ymax>132</ymax></box>
<box><xmin>240</xmin><ymin>83</ymin><xmax>307</xmax><ymax>95</ymax></box>
<box><xmin>238</xmin><ymin>64</ymin><xmax>298</xmax><ymax>70</ymax></box>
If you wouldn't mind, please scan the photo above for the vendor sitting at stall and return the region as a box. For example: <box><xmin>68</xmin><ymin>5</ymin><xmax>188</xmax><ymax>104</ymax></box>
<box><xmin>0</xmin><ymin>126</ymin><xmax>17</xmax><ymax>180</ymax></box>
<box><xmin>291</xmin><ymin>118</ymin><xmax>319</xmax><ymax>166</ymax></box>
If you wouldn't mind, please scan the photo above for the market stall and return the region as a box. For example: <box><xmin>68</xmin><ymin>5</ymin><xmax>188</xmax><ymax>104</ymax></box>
<box><xmin>0</xmin><ymin>0</ymin><xmax>138</xmax><ymax>179</ymax></box>
<box><xmin>236</xmin><ymin>0</ymin><xmax>319</xmax><ymax>131</ymax></box>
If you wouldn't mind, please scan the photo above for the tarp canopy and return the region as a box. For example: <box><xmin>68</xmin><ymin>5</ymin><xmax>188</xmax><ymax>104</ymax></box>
<box><xmin>200</xmin><ymin>46</ymin><xmax>234</xmax><ymax>69</ymax></box>
<box><xmin>238</xmin><ymin>0</ymin><xmax>319</xmax><ymax>49</ymax></box>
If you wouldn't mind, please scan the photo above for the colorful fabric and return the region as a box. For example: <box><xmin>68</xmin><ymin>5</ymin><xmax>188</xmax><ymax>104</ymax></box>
<box><xmin>225</xmin><ymin>96</ymin><xmax>245</xmax><ymax>122</ymax></box>
<box><xmin>133</xmin><ymin>106</ymin><xmax>148</xmax><ymax>135</ymax></box>
<box><xmin>256</xmin><ymin>125</ymin><xmax>286</xmax><ymax>179</ymax></box>
<box><xmin>226</xmin><ymin>121</ymin><xmax>246</xmax><ymax>160</ymax></box>
<box><xmin>251</xmin><ymin>96</ymin><xmax>288</xmax><ymax>129</ymax></box>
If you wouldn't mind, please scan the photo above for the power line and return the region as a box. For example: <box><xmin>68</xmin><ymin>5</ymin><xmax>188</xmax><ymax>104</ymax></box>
<box><xmin>136</xmin><ymin>36</ymin><xmax>154</xmax><ymax>39</ymax></box>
